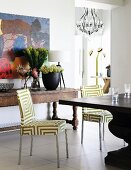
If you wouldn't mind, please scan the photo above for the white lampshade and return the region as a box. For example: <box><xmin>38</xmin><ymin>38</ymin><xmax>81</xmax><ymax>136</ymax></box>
<box><xmin>48</xmin><ymin>50</ymin><xmax>69</xmax><ymax>63</ymax></box>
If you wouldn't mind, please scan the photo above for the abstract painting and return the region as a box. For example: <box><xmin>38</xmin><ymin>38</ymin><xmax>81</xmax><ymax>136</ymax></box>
<box><xmin>0</xmin><ymin>12</ymin><xmax>50</xmax><ymax>78</ymax></box>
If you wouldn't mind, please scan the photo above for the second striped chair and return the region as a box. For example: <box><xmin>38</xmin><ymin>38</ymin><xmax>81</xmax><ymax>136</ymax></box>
<box><xmin>17</xmin><ymin>88</ymin><xmax>69</xmax><ymax>168</ymax></box>
<box><xmin>80</xmin><ymin>85</ymin><xmax>112</xmax><ymax>150</ymax></box>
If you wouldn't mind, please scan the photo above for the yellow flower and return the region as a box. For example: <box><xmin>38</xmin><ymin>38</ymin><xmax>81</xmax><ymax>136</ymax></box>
<box><xmin>40</xmin><ymin>64</ymin><xmax>63</xmax><ymax>74</ymax></box>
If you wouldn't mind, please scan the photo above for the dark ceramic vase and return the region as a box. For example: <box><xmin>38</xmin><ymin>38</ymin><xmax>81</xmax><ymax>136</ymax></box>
<box><xmin>42</xmin><ymin>72</ymin><xmax>60</xmax><ymax>90</ymax></box>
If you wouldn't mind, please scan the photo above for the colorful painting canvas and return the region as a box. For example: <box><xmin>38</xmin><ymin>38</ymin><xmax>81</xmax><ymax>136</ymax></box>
<box><xmin>0</xmin><ymin>12</ymin><xmax>50</xmax><ymax>79</ymax></box>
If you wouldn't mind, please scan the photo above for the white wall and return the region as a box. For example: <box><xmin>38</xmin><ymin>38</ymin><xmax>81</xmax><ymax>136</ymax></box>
<box><xmin>102</xmin><ymin>10</ymin><xmax>111</xmax><ymax>71</ymax></box>
<box><xmin>0</xmin><ymin>0</ymin><xmax>75</xmax><ymax>126</ymax></box>
<box><xmin>111</xmin><ymin>0</ymin><xmax>131</xmax><ymax>92</ymax></box>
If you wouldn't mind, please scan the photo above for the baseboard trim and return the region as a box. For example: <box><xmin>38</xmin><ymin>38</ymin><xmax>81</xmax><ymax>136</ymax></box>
<box><xmin>0</xmin><ymin>125</ymin><xmax>20</xmax><ymax>132</ymax></box>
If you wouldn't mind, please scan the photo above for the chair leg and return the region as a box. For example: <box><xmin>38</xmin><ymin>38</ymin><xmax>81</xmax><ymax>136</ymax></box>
<box><xmin>99</xmin><ymin>122</ymin><xmax>102</xmax><ymax>151</ymax></box>
<box><xmin>65</xmin><ymin>129</ymin><xmax>69</xmax><ymax>158</ymax></box>
<box><xmin>56</xmin><ymin>135</ymin><xmax>60</xmax><ymax>168</ymax></box>
<box><xmin>18</xmin><ymin>135</ymin><xmax>22</xmax><ymax>165</ymax></box>
<box><xmin>103</xmin><ymin>122</ymin><xmax>105</xmax><ymax>141</ymax></box>
<box><xmin>30</xmin><ymin>135</ymin><xmax>33</xmax><ymax>156</ymax></box>
<box><xmin>81</xmin><ymin>118</ymin><xmax>84</xmax><ymax>144</ymax></box>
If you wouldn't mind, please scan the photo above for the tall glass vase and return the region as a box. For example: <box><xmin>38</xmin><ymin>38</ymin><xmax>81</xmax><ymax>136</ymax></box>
<box><xmin>31</xmin><ymin>77</ymin><xmax>40</xmax><ymax>90</ymax></box>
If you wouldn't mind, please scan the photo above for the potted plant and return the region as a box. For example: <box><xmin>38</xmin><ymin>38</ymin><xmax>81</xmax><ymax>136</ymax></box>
<box><xmin>40</xmin><ymin>64</ymin><xmax>63</xmax><ymax>90</ymax></box>
<box><xmin>22</xmin><ymin>46</ymin><xmax>48</xmax><ymax>89</ymax></box>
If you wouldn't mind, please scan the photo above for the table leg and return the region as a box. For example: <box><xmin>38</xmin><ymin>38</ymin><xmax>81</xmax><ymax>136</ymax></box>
<box><xmin>72</xmin><ymin>106</ymin><xmax>78</xmax><ymax>130</ymax></box>
<box><xmin>105</xmin><ymin>111</ymin><xmax>131</xmax><ymax>169</ymax></box>
<box><xmin>52</xmin><ymin>102</ymin><xmax>58</xmax><ymax>119</ymax></box>
<box><xmin>47</xmin><ymin>102</ymin><xmax>51</xmax><ymax>120</ymax></box>
<box><xmin>103</xmin><ymin>78</ymin><xmax>110</xmax><ymax>93</ymax></box>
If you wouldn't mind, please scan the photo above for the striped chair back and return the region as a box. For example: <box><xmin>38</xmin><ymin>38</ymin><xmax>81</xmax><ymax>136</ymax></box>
<box><xmin>17</xmin><ymin>89</ymin><xmax>35</xmax><ymax>125</ymax></box>
<box><xmin>81</xmin><ymin>85</ymin><xmax>104</xmax><ymax>113</ymax></box>
<box><xmin>81</xmin><ymin>85</ymin><xmax>103</xmax><ymax>97</ymax></box>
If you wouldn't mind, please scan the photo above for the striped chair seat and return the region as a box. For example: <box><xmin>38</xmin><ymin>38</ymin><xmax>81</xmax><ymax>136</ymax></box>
<box><xmin>82</xmin><ymin>108</ymin><xmax>112</xmax><ymax>123</ymax></box>
<box><xmin>17</xmin><ymin>88</ymin><xmax>68</xmax><ymax>168</ymax></box>
<box><xmin>21</xmin><ymin>120</ymin><xmax>66</xmax><ymax>135</ymax></box>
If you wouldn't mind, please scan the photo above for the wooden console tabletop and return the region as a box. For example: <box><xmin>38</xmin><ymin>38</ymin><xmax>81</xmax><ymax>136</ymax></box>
<box><xmin>0</xmin><ymin>88</ymin><xmax>78</xmax><ymax>130</ymax></box>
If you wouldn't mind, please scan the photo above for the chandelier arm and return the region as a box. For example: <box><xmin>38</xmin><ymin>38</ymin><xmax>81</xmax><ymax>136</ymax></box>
<box><xmin>76</xmin><ymin>7</ymin><xmax>104</xmax><ymax>36</ymax></box>
<box><xmin>80</xmin><ymin>8</ymin><xmax>87</xmax><ymax>20</ymax></box>
<box><xmin>91</xmin><ymin>9</ymin><xmax>96</xmax><ymax>27</ymax></box>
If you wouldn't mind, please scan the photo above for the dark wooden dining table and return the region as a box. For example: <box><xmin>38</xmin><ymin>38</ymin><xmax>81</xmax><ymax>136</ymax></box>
<box><xmin>59</xmin><ymin>93</ymin><xmax>131</xmax><ymax>170</ymax></box>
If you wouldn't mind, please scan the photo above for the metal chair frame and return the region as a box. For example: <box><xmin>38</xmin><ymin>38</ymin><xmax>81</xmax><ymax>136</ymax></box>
<box><xmin>17</xmin><ymin>88</ymin><xmax>69</xmax><ymax>168</ymax></box>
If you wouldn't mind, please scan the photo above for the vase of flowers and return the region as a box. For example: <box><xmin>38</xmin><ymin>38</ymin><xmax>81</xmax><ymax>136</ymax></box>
<box><xmin>22</xmin><ymin>46</ymin><xmax>48</xmax><ymax>90</ymax></box>
<box><xmin>16</xmin><ymin>64</ymin><xmax>31</xmax><ymax>88</ymax></box>
<box><xmin>30</xmin><ymin>68</ymin><xmax>40</xmax><ymax>89</ymax></box>
<box><xmin>40</xmin><ymin>64</ymin><xmax>63</xmax><ymax>90</ymax></box>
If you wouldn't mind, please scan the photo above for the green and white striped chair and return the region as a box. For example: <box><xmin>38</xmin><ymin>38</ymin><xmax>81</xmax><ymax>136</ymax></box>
<box><xmin>17</xmin><ymin>88</ymin><xmax>69</xmax><ymax>168</ymax></box>
<box><xmin>80</xmin><ymin>85</ymin><xmax>112</xmax><ymax>150</ymax></box>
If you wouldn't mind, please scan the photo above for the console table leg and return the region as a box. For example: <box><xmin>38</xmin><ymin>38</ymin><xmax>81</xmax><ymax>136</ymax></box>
<box><xmin>72</xmin><ymin>106</ymin><xmax>78</xmax><ymax>130</ymax></box>
<box><xmin>52</xmin><ymin>102</ymin><xmax>58</xmax><ymax>119</ymax></box>
<box><xmin>52</xmin><ymin>103</ymin><xmax>78</xmax><ymax>130</ymax></box>
<box><xmin>47</xmin><ymin>102</ymin><xmax>51</xmax><ymax>120</ymax></box>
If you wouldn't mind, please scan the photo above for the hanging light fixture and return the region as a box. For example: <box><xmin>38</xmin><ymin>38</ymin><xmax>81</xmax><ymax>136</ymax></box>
<box><xmin>76</xmin><ymin>8</ymin><xmax>104</xmax><ymax>36</ymax></box>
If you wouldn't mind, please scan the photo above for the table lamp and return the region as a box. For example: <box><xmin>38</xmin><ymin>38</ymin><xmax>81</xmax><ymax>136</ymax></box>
<box><xmin>48</xmin><ymin>50</ymin><xmax>68</xmax><ymax>88</ymax></box>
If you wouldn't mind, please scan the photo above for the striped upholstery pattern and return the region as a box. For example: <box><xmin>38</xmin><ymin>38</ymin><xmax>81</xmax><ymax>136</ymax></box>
<box><xmin>20</xmin><ymin>120</ymin><xmax>66</xmax><ymax>135</ymax></box>
<box><xmin>81</xmin><ymin>85</ymin><xmax>112</xmax><ymax>123</ymax></box>
<box><xmin>17</xmin><ymin>88</ymin><xmax>68</xmax><ymax>168</ymax></box>
<box><xmin>17</xmin><ymin>89</ymin><xmax>66</xmax><ymax>135</ymax></box>
<box><xmin>17</xmin><ymin>89</ymin><xmax>35</xmax><ymax>126</ymax></box>
<box><xmin>82</xmin><ymin>110</ymin><xmax>112</xmax><ymax>123</ymax></box>
<box><xmin>81</xmin><ymin>85</ymin><xmax>103</xmax><ymax>97</ymax></box>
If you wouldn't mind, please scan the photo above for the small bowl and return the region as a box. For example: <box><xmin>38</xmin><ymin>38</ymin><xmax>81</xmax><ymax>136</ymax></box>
<box><xmin>0</xmin><ymin>83</ymin><xmax>14</xmax><ymax>92</ymax></box>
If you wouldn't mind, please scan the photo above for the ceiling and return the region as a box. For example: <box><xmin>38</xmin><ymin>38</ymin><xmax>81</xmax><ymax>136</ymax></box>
<box><xmin>75</xmin><ymin>0</ymin><xmax>124</xmax><ymax>10</ymax></box>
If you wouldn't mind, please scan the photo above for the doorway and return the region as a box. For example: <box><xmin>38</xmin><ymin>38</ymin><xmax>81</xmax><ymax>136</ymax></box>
<box><xmin>75</xmin><ymin>7</ymin><xmax>111</xmax><ymax>93</ymax></box>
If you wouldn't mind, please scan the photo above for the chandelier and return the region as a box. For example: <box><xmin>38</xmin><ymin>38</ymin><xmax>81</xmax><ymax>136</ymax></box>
<box><xmin>76</xmin><ymin>8</ymin><xmax>104</xmax><ymax>36</ymax></box>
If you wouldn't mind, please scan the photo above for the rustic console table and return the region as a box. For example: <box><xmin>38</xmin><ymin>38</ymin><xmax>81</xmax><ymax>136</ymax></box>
<box><xmin>0</xmin><ymin>88</ymin><xmax>78</xmax><ymax>131</ymax></box>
